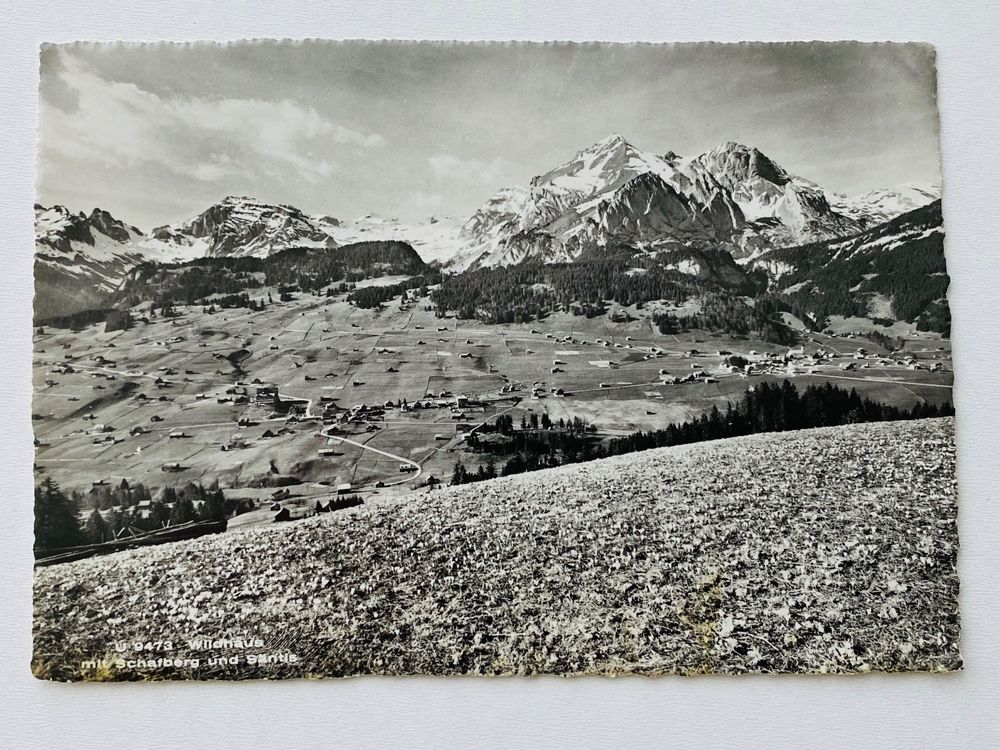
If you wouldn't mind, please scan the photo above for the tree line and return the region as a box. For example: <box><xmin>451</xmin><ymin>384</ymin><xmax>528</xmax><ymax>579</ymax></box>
<box><xmin>652</xmin><ymin>293</ymin><xmax>805</xmax><ymax>344</ymax></box>
<box><xmin>763</xmin><ymin>201</ymin><xmax>950</xmax><ymax>334</ymax></box>
<box><xmin>429</xmin><ymin>254</ymin><xmax>761</xmax><ymax>326</ymax></box>
<box><xmin>113</xmin><ymin>240</ymin><xmax>428</xmax><ymax>311</ymax></box>
<box><xmin>347</xmin><ymin>274</ymin><xmax>440</xmax><ymax>309</ymax></box>
<box><xmin>34</xmin><ymin>477</ymin><xmax>228</xmax><ymax>553</ymax></box>
<box><xmin>601</xmin><ymin>380</ymin><xmax>953</xmax><ymax>455</ymax></box>
<box><xmin>450</xmin><ymin>380</ymin><xmax>954</xmax><ymax>487</ymax></box>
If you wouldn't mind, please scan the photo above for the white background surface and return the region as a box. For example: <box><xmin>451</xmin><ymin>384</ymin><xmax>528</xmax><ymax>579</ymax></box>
<box><xmin>2</xmin><ymin>2</ymin><xmax>998</xmax><ymax>747</ymax></box>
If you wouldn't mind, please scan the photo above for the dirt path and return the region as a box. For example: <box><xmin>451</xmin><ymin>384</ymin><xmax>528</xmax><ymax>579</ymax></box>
<box><xmin>321</xmin><ymin>427</ymin><xmax>421</xmax><ymax>487</ymax></box>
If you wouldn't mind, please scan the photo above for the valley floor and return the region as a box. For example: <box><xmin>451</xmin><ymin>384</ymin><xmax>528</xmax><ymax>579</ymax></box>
<box><xmin>32</xmin><ymin>417</ymin><xmax>960</xmax><ymax>680</ymax></box>
<box><xmin>31</xmin><ymin>289</ymin><xmax>953</xmax><ymax>518</ymax></box>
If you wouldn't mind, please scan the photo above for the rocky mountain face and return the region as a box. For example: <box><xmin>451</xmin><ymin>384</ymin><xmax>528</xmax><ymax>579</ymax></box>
<box><xmin>35</xmin><ymin>204</ymin><xmax>143</xmax><ymax>256</ymax></box>
<box><xmin>453</xmin><ymin>135</ymin><xmax>935</xmax><ymax>270</ymax></box>
<box><xmin>34</xmin><ymin>204</ymin><xmax>151</xmax><ymax>319</ymax></box>
<box><xmin>453</xmin><ymin>134</ymin><xmax>747</xmax><ymax>270</ymax></box>
<box><xmin>34</xmin><ymin>197</ymin><xmax>344</xmax><ymax>319</ymax></box>
<box><xmin>151</xmin><ymin>195</ymin><xmax>339</xmax><ymax>258</ymax></box>
<box><xmin>683</xmin><ymin>142</ymin><xmax>862</xmax><ymax>257</ymax></box>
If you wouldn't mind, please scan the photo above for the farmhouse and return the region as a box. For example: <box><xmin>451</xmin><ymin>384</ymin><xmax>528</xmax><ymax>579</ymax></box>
<box><xmin>336</xmin><ymin>483</ymin><xmax>352</xmax><ymax>495</ymax></box>
<box><xmin>254</xmin><ymin>385</ymin><xmax>279</xmax><ymax>405</ymax></box>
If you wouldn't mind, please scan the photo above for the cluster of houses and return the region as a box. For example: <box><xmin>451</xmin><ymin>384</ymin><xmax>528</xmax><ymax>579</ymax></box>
<box><xmin>657</xmin><ymin>369</ymin><xmax>719</xmax><ymax>385</ymax></box>
<box><xmin>533</xmin><ymin>329</ymin><xmax>671</xmax><ymax>358</ymax></box>
<box><xmin>701</xmin><ymin>344</ymin><xmax>946</xmax><ymax>380</ymax></box>
<box><xmin>217</xmin><ymin>385</ymin><xmax>250</xmax><ymax>405</ymax></box>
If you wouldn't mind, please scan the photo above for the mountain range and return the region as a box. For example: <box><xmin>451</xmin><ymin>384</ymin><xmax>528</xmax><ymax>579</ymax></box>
<box><xmin>33</xmin><ymin>134</ymin><xmax>941</xmax><ymax>321</ymax></box>
<box><xmin>452</xmin><ymin>135</ymin><xmax>935</xmax><ymax>270</ymax></box>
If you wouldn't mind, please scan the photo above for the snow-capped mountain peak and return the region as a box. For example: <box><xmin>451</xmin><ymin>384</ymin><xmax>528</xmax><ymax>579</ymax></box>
<box><xmin>35</xmin><ymin>204</ymin><xmax>143</xmax><ymax>260</ymax></box>
<box><xmin>533</xmin><ymin>132</ymin><xmax>679</xmax><ymax>194</ymax></box>
<box><xmin>34</xmin><ymin>204</ymin><xmax>156</xmax><ymax>319</ymax></box>
<box><xmin>830</xmin><ymin>184</ymin><xmax>941</xmax><ymax>228</ymax></box>
<box><xmin>454</xmin><ymin>134</ymin><xmax>749</xmax><ymax>270</ymax></box>
<box><xmin>33</xmin><ymin>196</ymin><xmax>344</xmax><ymax>318</ymax></box>
<box><xmin>681</xmin><ymin>141</ymin><xmax>860</xmax><ymax>256</ymax></box>
<box><xmin>699</xmin><ymin>141</ymin><xmax>793</xmax><ymax>186</ymax></box>
<box><xmin>150</xmin><ymin>195</ymin><xmax>339</xmax><ymax>258</ymax></box>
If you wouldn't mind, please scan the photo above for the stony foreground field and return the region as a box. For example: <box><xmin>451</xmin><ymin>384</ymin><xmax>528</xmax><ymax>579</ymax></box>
<box><xmin>33</xmin><ymin>418</ymin><xmax>960</xmax><ymax>680</ymax></box>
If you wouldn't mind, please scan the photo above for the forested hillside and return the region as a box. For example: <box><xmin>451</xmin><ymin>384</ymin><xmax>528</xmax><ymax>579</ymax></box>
<box><xmin>115</xmin><ymin>240</ymin><xmax>428</xmax><ymax>309</ymax></box>
<box><xmin>754</xmin><ymin>201</ymin><xmax>949</xmax><ymax>333</ymax></box>
<box><xmin>429</xmin><ymin>252</ymin><xmax>762</xmax><ymax>324</ymax></box>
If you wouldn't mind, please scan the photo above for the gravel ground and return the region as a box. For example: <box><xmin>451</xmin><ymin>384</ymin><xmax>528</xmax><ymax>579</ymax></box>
<box><xmin>33</xmin><ymin>417</ymin><xmax>960</xmax><ymax>680</ymax></box>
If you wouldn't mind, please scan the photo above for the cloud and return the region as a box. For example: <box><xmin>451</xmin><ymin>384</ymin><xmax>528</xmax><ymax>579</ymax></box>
<box><xmin>39</xmin><ymin>52</ymin><xmax>385</xmax><ymax>187</ymax></box>
<box><xmin>428</xmin><ymin>154</ymin><xmax>507</xmax><ymax>185</ymax></box>
<box><xmin>410</xmin><ymin>191</ymin><xmax>448</xmax><ymax>212</ymax></box>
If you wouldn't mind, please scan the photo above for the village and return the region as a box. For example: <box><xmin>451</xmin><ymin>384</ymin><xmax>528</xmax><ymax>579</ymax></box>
<box><xmin>31</xmin><ymin>280</ymin><xmax>954</xmax><ymax>531</ymax></box>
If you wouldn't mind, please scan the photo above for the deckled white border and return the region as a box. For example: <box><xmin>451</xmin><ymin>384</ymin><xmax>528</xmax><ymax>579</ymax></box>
<box><xmin>2</xmin><ymin>1</ymin><xmax>999</xmax><ymax>747</ymax></box>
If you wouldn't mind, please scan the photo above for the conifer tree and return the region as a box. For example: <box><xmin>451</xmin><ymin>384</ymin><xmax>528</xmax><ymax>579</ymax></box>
<box><xmin>34</xmin><ymin>478</ymin><xmax>83</xmax><ymax>551</ymax></box>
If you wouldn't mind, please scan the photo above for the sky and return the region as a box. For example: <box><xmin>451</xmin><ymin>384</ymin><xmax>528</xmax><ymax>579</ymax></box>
<box><xmin>36</xmin><ymin>41</ymin><xmax>943</xmax><ymax>229</ymax></box>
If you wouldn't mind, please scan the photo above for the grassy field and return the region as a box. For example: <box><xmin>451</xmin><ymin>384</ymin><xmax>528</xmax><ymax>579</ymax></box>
<box><xmin>32</xmin><ymin>417</ymin><xmax>960</xmax><ymax>680</ymax></box>
<box><xmin>32</xmin><ymin>289</ymin><xmax>953</xmax><ymax>513</ymax></box>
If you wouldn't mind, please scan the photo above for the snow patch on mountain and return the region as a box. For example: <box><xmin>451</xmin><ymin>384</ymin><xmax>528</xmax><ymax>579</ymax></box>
<box><xmin>830</xmin><ymin>184</ymin><xmax>941</xmax><ymax>227</ymax></box>
<box><xmin>149</xmin><ymin>196</ymin><xmax>338</xmax><ymax>258</ymax></box>
<box><xmin>35</xmin><ymin>205</ymin><xmax>149</xmax><ymax>289</ymax></box>
<box><xmin>452</xmin><ymin>135</ymin><xmax>878</xmax><ymax>270</ymax></box>
<box><xmin>683</xmin><ymin>142</ymin><xmax>861</xmax><ymax>257</ymax></box>
<box><xmin>453</xmin><ymin>134</ymin><xmax>747</xmax><ymax>270</ymax></box>
<box><xmin>323</xmin><ymin>213</ymin><xmax>466</xmax><ymax>265</ymax></box>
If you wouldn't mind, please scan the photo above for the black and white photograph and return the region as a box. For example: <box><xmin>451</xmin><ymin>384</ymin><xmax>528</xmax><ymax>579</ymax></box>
<box><xmin>30</xmin><ymin>40</ymin><xmax>960</xmax><ymax>681</ymax></box>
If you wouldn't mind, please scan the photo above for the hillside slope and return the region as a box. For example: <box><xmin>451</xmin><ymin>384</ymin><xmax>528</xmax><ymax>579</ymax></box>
<box><xmin>34</xmin><ymin>204</ymin><xmax>152</xmax><ymax>319</ymax></box>
<box><xmin>34</xmin><ymin>197</ymin><xmax>347</xmax><ymax>319</ymax></box>
<box><xmin>33</xmin><ymin>417</ymin><xmax>959</xmax><ymax>680</ymax></box>
<box><xmin>752</xmin><ymin>200</ymin><xmax>949</xmax><ymax>331</ymax></box>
